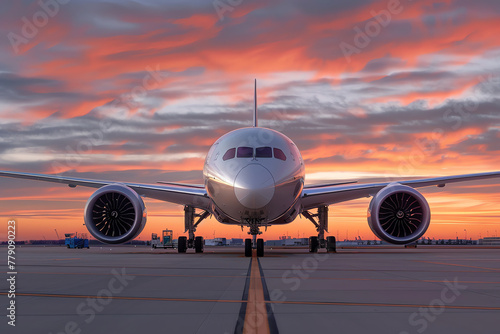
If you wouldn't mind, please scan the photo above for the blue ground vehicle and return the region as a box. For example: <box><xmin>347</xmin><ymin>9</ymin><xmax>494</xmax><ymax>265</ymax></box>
<box><xmin>65</xmin><ymin>233</ymin><xmax>89</xmax><ymax>249</ymax></box>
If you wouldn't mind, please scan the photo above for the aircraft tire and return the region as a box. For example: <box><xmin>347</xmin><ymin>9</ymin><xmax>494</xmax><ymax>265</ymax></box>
<box><xmin>309</xmin><ymin>236</ymin><xmax>319</xmax><ymax>253</ymax></box>
<box><xmin>326</xmin><ymin>236</ymin><xmax>336</xmax><ymax>253</ymax></box>
<box><xmin>178</xmin><ymin>236</ymin><xmax>187</xmax><ymax>253</ymax></box>
<box><xmin>245</xmin><ymin>239</ymin><xmax>252</xmax><ymax>257</ymax></box>
<box><xmin>195</xmin><ymin>236</ymin><xmax>204</xmax><ymax>253</ymax></box>
<box><xmin>257</xmin><ymin>238</ymin><xmax>264</xmax><ymax>257</ymax></box>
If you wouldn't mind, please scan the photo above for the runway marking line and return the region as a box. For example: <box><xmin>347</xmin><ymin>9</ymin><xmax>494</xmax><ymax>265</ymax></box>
<box><xmin>266</xmin><ymin>276</ymin><xmax>500</xmax><ymax>284</ymax></box>
<box><xmin>415</xmin><ymin>260</ymin><xmax>500</xmax><ymax>271</ymax></box>
<box><xmin>234</xmin><ymin>257</ymin><xmax>253</xmax><ymax>334</ymax></box>
<box><xmin>242</xmin><ymin>250</ymin><xmax>270</xmax><ymax>334</ymax></box>
<box><xmin>19</xmin><ymin>271</ymin><xmax>247</xmax><ymax>279</ymax></box>
<box><xmin>2</xmin><ymin>293</ymin><xmax>499</xmax><ymax>311</ymax></box>
<box><xmin>17</xmin><ymin>264</ymin><xmax>496</xmax><ymax>273</ymax></box>
<box><xmin>0</xmin><ymin>292</ymin><xmax>244</xmax><ymax>304</ymax></box>
<box><xmin>18</xmin><ymin>272</ymin><xmax>500</xmax><ymax>285</ymax></box>
<box><xmin>257</xmin><ymin>256</ymin><xmax>279</xmax><ymax>334</ymax></box>
<box><xmin>53</xmin><ymin>258</ymin><xmax>81</xmax><ymax>261</ymax></box>
<box><xmin>267</xmin><ymin>300</ymin><xmax>500</xmax><ymax>311</ymax></box>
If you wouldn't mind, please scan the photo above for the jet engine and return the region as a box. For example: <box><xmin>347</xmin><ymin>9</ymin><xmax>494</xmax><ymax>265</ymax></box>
<box><xmin>84</xmin><ymin>184</ymin><xmax>147</xmax><ymax>244</ymax></box>
<box><xmin>368</xmin><ymin>183</ymin><xmax>430</xmax><ymax>244</ymax></box>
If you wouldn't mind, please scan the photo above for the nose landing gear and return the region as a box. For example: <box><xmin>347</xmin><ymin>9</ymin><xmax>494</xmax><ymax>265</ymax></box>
<box><xmin>244</xmin><ymin>220</ymin><xmax>264</xmax><ymax>257</ymax></box>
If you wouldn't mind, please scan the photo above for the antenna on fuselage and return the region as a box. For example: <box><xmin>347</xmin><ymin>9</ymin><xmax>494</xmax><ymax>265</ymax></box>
<box><xmin>253</xmin><ymin>79</ymin><xmax>258</xmax><ymax>127</ymax></box>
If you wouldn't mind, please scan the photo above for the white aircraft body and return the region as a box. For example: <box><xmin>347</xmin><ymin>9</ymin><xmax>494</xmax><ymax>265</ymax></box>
<box><xmin>1</xmin><ymin>81</ymin><xmax>499</xmax><ymax>256</ymax></box>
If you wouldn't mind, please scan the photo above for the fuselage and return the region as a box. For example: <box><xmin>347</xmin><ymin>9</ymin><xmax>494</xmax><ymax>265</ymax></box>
<box><xmin>203</xmin><ymin>127</ymin><xmax>305</xmax><ymax>226</ymax></box>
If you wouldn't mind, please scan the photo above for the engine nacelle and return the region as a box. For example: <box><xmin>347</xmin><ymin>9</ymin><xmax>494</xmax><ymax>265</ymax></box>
<box><xmin>84</xmin><ymin>184</ymin><xmax>147</xmax><ymax>244</ymax></box>
<box><xmin>368</xmin><ymin>183</ymin><xmax>430</xmax><ymax>244</ymax></box>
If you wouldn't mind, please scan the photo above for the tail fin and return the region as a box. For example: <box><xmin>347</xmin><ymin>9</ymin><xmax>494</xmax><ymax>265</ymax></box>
<box><xmin>253</xmin><ymin>79</ymin><xmax>258</xmax><ymax>127</ymax></box>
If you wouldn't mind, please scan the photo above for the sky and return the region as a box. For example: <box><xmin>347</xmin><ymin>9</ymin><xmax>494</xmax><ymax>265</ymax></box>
<box><xmin>0</xmin><ymin>0</ymin><xmax>499</xmax><ymax>242</ymax></box>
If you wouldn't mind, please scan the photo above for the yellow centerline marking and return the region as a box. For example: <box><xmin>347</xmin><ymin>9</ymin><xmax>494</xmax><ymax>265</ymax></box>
<box><xmin>243</xmin><ymin>250</ymin><xmax>270</xmax><ymax>334</ymax></box>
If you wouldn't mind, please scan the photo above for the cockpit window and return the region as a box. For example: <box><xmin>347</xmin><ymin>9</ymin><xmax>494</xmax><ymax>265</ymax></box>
<box><xmin>274</xmin><ymin>148</ymin><xmax>286</xmax><ymax>161</ymax></box>
<box><xmin>222</xmin><ymin>148</ymin><xmax>236</xmax><ymax>161</ymax></box>
<box><xmin>237</xmin><ymin>147</ymin><xmax>253</xmax><ymax>158</ymax></box>
<box><xmin>256</xmin><ymin>147</ymin><xmax>272</xmax><ymax>158</ymax></box>
<box><xmin>223</xmin><ymin>146</ymin><xmax>287</xmax><ymax>161</ymax></box>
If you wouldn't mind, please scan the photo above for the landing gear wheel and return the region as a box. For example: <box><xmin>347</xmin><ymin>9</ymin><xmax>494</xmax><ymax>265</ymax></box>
<box><xmin>195</xmin><ymin>236</ymin><xmax>204</xmax><ymax>253</ymax></box>
<box><xmin>244</xmin><ymin>239</ymin><xmax>252</xmax><ymax>257</ymax></box>
<box><xmin>326</xmin><ymin>236</ymin><xmax>336</xmax><ymax>253</ymax></box>
<box><xmin>309</xmin><ymin>236</ymin><xmax>319</xmax><ymax>253</ymax></box>
<box><xmin>178</xmin><ymin>236</ymin><xmax>187</xmax><ymax>253</ymax></box>
<box><xmin>257</xmin><ymin>238</ymin><xmax>264</xmax><ymax>257</ymax></box>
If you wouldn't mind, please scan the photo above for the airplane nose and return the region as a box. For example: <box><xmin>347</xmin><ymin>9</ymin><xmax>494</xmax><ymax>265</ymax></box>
<box><xmin>234</xmin><ymin>164</ymin><xmax>275</xmax><ymax>209</ymax></box>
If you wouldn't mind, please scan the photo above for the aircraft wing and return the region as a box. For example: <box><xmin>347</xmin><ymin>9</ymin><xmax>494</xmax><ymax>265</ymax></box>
<box><xmin>0</xmin><ymin>170</ymin><xmax>210</xmax><ymax>209</ymax></box>
<box><xmin>301</xmin><ymin>171</ymin><xmax>500</xmax><ymax>210</ymax></box>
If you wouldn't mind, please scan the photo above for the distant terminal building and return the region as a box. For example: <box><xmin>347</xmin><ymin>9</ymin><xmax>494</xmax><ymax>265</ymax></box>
<box><xmin>479</xmin><ymin>237</ymin><xmax>500</xmax><ymax>245</ymax></box>
<box><xmin>266</xmin><ymin>238</ymin><xmax>308</xmax><ymax>246</ymax></box>
<box><xmin>205</xmin><ymin>238</ymin><xmax>227</xmax><ymax>246</ymax></box>
<box><xmin>228</xmin><ymin>238</ymin><xmax>243</xmax><ymax>246</ymax></box>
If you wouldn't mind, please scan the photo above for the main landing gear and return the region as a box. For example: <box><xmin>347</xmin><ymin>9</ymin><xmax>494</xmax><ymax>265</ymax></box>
<box><xmin>244</xmin><ymin>221</ymin><xmax>264</xmax><ymax>257</ymax></box>
<box><xmin>303</xmin><ymin>205</ymin><xmax>336</xmax><ymax>253</ymax></box>
<box><xmin>178</xmin><ymin>205</ymin><xmax>209</xmax><ymax>253</ymax></box>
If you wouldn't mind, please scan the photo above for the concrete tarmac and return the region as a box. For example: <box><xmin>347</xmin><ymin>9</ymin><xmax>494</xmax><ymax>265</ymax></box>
<box><xmin>1</xmin><ymin>245</ymin><xmax>499</xmax><ymax>334</ymax></box>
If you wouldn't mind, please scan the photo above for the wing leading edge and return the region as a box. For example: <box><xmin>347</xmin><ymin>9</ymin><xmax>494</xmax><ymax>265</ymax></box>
<box><xmin>301</xmin><ymin>171</ymin><xmax>500</xmax><ymax>210</ymax></box>
<box><xmin>0</xmin><ymin>170</ymin><xmax>209</xmax><ymax>209</ymax></box>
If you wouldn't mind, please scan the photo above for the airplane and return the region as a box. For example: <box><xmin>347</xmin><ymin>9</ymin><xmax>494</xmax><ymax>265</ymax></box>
<box><xmin>1</xmin><ymin>80</ymin><xmax>499</xmax><ymax>257</ymax></box>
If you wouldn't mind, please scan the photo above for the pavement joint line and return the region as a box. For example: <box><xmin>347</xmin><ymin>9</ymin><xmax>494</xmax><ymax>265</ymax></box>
<box><xmin>3</xmin><ymin>292</ymin><xmax>498</xmax><ymax>311</ymax></box>
<box><xmin>14</xmin><ymin>272</ymin><xmax>500</xmax><ymax>284</ymax></box>
<box><xmin>4</xmin><ymin>264</ymin><xmax>252</xmax><ymax>270</ymax></box>
<box><xmin>257</xmin><ymin>256</ymin><xmax>279</xmax><ymax>334</ymax></box>
<box><xmin>234</xmin><ymin>256</ymin><xmax>252</xmax><ymax>334</ymax></box>
<box><xmin>265</xmin><ymin>300</ymin><xmax>500</xmax><ymax>310</ymax></box>
<box><xmin>8</xmin><ymin>264</ymin><xmax>496</xmax><ymax>273</ymax></box>
<box><xmin>0</xmin><ymin>292</ymin><xmax>245</xmax><ymax>304</ymax></box>
<box><xmin>415</xmin><ymin>260</ymin><xmax>500</xmax><ymax>271</ymax></box>
<box><xmin>13</xmin><ymin>271</ymin><xmax>249</xmax><ymax>278</ymax></box>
